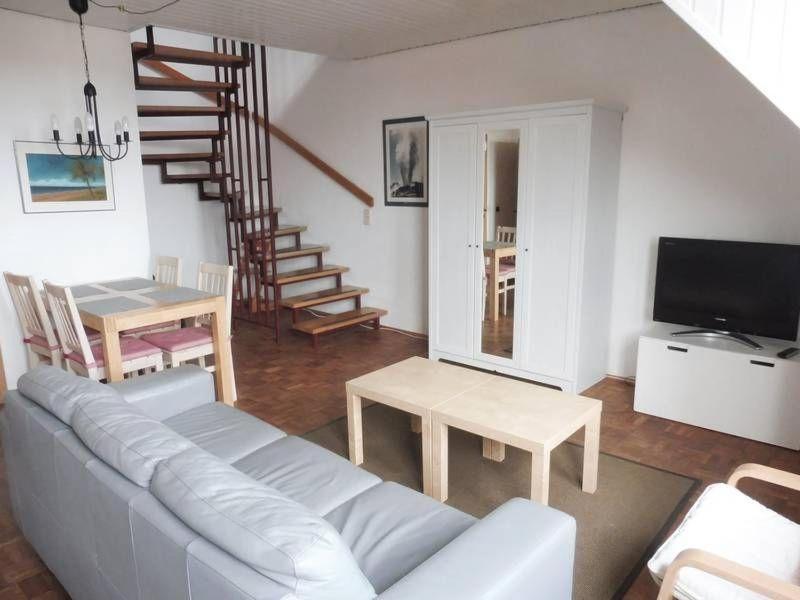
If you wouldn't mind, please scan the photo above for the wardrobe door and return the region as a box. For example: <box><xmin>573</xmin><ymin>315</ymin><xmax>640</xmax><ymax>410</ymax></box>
<box><xmin>429</xmin><ymin>123</ymin><xmax>479</xmax><ymax>358</ymax></box>
<box><xmin>518</xmin><ymin>115</ymin><xmax>588</xmax><ymax>381</ymax></box>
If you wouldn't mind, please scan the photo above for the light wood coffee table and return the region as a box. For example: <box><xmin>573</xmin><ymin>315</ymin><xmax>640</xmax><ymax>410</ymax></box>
<box><xmin>431</xmin><ymin>375</ymin><xmax>602</xmax><ymax>505</ymax></box>
<box><xmin>345</xmin><ymin>357</ymin><xmax>492</xmax><ymax>496</ymax></box>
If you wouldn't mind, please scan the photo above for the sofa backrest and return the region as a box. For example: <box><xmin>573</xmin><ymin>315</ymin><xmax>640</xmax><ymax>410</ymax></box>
<box><xmin>152</xmin><ymin>446</ymin><xmax>376</xmax><ymax>600</ymax></box>
<box><xmin>2</xmin><ymin>367</ymin><xmax>314</xmax><ymax>600</ymax></box>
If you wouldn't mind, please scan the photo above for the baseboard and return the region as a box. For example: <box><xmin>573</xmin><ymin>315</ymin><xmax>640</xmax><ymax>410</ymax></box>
<box><xmin>606</xmin><ymin>373</ymin><xmax>635</xmax><ymax>385</ymax></box>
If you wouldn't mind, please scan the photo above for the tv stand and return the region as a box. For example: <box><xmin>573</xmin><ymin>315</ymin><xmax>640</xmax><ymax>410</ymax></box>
<box><xmin>670</xmin><ymin>328</ymin><xmax>764</xmax><ymax>350</ymax></box>
<box><xmin>634</xmin><ymin>324</ymin><xmax>800</xmax><ymax>449</ymax></box>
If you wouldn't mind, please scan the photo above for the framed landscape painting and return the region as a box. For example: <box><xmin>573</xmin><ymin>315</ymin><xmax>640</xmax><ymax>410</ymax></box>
<box><xmin>14</xmin><ymin>141</ymin><xmax>115</xmax><ymax>214</ymax></box>
<box><xmin>383</xmin><ymin>116</ymin><xmax>428</xmax><ymax>207</ymax></box>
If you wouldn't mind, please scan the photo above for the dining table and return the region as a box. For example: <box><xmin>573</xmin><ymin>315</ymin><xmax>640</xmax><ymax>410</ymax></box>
<box><xmin>70</xmin><ymin>277</ymin><xmax>236</xmax><ymax>406</ymax></box>
<box><xmin>483</xmin><ymin>241</ymin><xmax>517</xmax><ymax>322</ymax></box>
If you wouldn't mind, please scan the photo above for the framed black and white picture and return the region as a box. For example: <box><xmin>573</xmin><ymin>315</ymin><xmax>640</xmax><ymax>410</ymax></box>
<box><xmin>14</xmin><ymin>141</ymin><xmax>116</xmax><ymax>214</ymax></box>
<box><xmin>383</xmin><ymin>116</ymin><xmax>428</xmax><ymax>207</ymax></box>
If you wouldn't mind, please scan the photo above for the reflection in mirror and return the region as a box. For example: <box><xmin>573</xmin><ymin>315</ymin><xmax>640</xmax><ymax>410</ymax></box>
<box><xmin>481</xmin><ymin>129</ymin><xmax>520</xmax><ymax>359</ymax></box>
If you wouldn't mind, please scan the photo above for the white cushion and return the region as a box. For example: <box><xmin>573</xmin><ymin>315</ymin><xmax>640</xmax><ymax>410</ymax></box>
<box><xmin>648</xmin><ymin>483</ymin><xmax>800</xmax><ymax>600</ymax></box>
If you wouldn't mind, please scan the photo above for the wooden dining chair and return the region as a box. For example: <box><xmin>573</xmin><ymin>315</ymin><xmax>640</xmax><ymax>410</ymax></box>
<box><xmin>43</xmin><ymin>281</ymin><xmax>164</xmax><ymax>381</ymax></box>
<box><xmin>4</xmin><ymin>272</ymin><xmax>64</xmax><ymax>369</ymax></box>
<box><xmin>154</xmin><ymin>255</ymin><xmax>182</xmax><ymax>286</ymax></box>
<box><xmin>494</xmin><ymin>226</ymin><xmax>517</xmax><ymax>316</ymax></box>
<box><xmin>142</xmin><ymin>262</ymin><xmax>234</xmax><ymax>371</ymax></box>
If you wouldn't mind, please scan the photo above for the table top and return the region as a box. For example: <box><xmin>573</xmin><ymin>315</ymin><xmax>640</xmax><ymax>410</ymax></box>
<box><xmin>483</xmin><ymin>241</ymin><xmax>515</xmax><ymax>251</ymax></box>
<box><xmin>434</xmin><ymin>376</ymin><xmax>602</xmax><ymax>451</ymax></box>
<box><xmin>72</xmin><ymin>278</ymin><xmax>218</xmax><ymax>319</ymax></box>
<box><xmin>346</xmin><ymin>356</ymin><xmax>493</xmax><ymax>413</ymax></box>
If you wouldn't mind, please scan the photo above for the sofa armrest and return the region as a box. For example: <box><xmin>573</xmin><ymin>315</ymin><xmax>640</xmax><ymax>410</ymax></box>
<box><xmin>109</xmin><ymin>366</ymin><xmax>215</xmax><ymax>420</ymax></box>
<box><xmin>379</xmin><ymin>498</ymin><xmax>575</xmax><ymax>600</ymax></box>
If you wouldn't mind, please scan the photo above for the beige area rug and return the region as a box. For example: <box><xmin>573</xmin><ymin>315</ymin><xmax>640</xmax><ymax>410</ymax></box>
<box><xmin>303</xmin><ymin>404</ymin><xmax>698</xmax><ymax>600</ymax></box>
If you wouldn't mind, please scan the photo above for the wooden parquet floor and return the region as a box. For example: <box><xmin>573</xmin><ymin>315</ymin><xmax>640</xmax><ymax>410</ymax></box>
<box><xmin>0</xmin><ymin>319</ymin><xmax>798</xmax><ymax>599</ymax></box>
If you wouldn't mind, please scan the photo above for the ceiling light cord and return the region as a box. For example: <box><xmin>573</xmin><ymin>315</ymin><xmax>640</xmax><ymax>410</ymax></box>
<box><xmin>88</xmin><ymin>0</ymin><xmax>181</xmax><ymax>15</ymax></box>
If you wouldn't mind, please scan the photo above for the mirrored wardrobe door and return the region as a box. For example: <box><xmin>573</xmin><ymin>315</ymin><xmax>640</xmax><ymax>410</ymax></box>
<box><xmin>477</xmin><ymin>121</ymin><xmax>527</xmax><ymax>362</ymax></box>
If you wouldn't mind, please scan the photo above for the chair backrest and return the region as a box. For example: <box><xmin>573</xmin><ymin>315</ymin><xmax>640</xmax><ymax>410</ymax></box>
<box><xmin>496</xmin><ymin>226</ymin><xmax>516</xmax><ymax>244</ymax></box>
<box><xmin>43</xmin><ymin>281</ymin><xmax>95</xmax><ymax>366</ymax></box>
<box><xmin>197</xmin><ymin>262</ymin><xmax>234</xmax><ymax>336</ymax></box>
<box><xmin>155</xmin><ymin>256</ymin><xmax>182</xmax><ymax>287</ymax></box>
<box><xmin>4</xmin><ymin>272</ymin><xmax>59</xmax><ymax>348</ymax></box>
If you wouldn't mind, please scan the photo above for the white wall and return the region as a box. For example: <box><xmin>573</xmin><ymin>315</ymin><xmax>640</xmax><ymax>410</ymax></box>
<box><xmin>140</xmin><ymin>4</ymin><xmax>800</xmax><ymax>377</ymax></box>
<box><xmin>132</xmin><ymin>28</ymin><xmax>229</xmax><ymax>285</ymax></box>
<box><xmin>261</xmin><ymin>3</ymin><xmax>800</xmax><ymax>376</ymax></box>
<box><xmin>0</xmin><ymin>10</ymin><xmax>151</xmax><ymax>384</ymax></box>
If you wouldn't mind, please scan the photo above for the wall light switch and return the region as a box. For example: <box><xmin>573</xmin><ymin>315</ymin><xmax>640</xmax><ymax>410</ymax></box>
<box><xmin>363</xmin><ymin>208</ymin><xmax>372</xmax><ymax>226</ymax></box>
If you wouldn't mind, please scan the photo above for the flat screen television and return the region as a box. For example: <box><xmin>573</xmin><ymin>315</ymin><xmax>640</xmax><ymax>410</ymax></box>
<box><xmin>653</xmin><ymin>237</ymin><xmax>800</xmax><ymax>341</ymax></box>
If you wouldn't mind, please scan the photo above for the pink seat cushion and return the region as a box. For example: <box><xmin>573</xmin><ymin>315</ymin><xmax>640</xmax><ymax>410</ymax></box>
<box><xmin>485</xmin><ymin>264</ymin><xmax>516</xmax><ymax>276</ymax></box>
<box><xmin>25</xmin><ymin>335</ymin><xmax>59</xmax><ymax>351</ymax></box>
<box><xmin>67</xmin><ymin>337</ymin><xmax>162</xmax><ymax>368</ymax></box>
<box><xmin>141</xmin><ymin>327</ymin><xmax>212</xmax><ymax>352</ymax></box>
<box><xmin>84</xmin><ymin>326</ymin><xmax>102</xmax><ymax>342</ymax></box>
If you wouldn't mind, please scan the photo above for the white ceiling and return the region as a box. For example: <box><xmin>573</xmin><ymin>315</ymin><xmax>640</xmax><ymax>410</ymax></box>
<box><xmin>0</xmin><ymin>0</ymin><xmax>658</xmax><ymax>59</ymax></box>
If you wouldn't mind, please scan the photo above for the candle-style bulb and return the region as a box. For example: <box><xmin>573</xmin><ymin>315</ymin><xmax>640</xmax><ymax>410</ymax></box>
<box><xmin>85</xmin><ymin>111</ymin><xmax>95</xmax><ymax>133</ymax></box>
<box><xmin>50</xmin><ymin>115</ymin><xmax>59</xmax><ymax>132</ymax></box>
<box><xmin>121</xmin><ymin>116</ymin><xmax>129</xmax><ymax>132</ymax></box>
<box><xmin>74</xmin><ymin>117</ymin><xmax>83</xmax><ymax>136</ymax></box>
<box><xmin>114</xmin><ymin>121</ymin><xmax>122</xmax><ymax>136</ymax></box>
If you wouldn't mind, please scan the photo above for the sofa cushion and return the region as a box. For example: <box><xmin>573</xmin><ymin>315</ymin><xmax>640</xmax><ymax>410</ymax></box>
<box><xmin>163</xmin><ymin>402</ymin><xmax>285</xmax><ymax>463</ymax></box>
<box><xmin>648</xmin><ymin>483</ymin><xmax>800</xmax><ymax>600</ymax></box>
<box><xmin>17</xmin><ymin>365</ymin><xmax>120</xmax><ymax>424</ymax></box>
<box><xmin>151</xmin><ymin>446</ymin><xmax>375</xmax><ymax>600</ymax></box>
<box><xmin>71</xmin><ymin>394</ymin><xmax>194</xmax><ymax>487</ymax></box>
<box><xmin>324</xmin><ymin>481</ymin><xmax>476</xmax><ymax>593</ymax></box>
<box><xmin>233</xmin><ymin>436</ymin><xmax>381</xmax><ymax>515</ymax></box>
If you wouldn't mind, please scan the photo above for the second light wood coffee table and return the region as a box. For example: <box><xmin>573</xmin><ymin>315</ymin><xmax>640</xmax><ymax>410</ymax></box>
<box><xmin>345</xmin><ymin>357</ymin><xmax>491</xmax><ymax>496</ymax></box>
<box><xmin>431</xmin><ymin>375</ymin><xmax>602</xmax><ymax>505</ymax></box>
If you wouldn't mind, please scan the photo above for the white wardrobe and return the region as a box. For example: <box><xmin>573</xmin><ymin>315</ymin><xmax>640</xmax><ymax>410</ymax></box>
<box><xmin>428</xmin><ymin>100</ymin><xmax>623</xmax><ymax>394</ymax></box>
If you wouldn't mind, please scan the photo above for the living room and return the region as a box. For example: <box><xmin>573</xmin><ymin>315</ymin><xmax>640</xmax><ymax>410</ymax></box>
<box><xmin>1</xmin><ymin>0</ymin><xmax>799</xmax><ymax>598</ymax></box>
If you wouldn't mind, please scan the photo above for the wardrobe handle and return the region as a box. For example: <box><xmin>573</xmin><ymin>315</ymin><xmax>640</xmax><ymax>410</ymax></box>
<box><xmin>750</xmin><ymin>360</ymin><xmax>775</xmax><ymax>368</ymax></box>
<box><xmin>666</xmin><ymin>345</ymin><xmax>688</xmax><ymax>353</ymax></box>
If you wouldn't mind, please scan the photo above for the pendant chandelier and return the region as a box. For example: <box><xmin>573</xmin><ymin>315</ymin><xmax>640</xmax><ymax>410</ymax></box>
<box><xmin>51</xmin><ymin>0</ymin><xmax>130</xmax><ymax>162</ymax></box>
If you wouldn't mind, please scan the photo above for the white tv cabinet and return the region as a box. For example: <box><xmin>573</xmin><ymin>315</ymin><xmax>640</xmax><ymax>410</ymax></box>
<box><xmin>633</xmin><ymin>323</ymin><xmax>800</xmax><ymax>449</ymax></box>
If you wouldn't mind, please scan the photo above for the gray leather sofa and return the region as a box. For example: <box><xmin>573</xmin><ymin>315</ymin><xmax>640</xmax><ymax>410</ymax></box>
<box><xmin>1</xmin><ymin>365</ymin><xmax>576</xmax><ymax>599</ymax></box>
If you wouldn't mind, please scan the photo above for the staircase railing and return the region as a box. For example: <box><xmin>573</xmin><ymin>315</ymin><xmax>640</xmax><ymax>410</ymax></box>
<box><xmin>140</xmin><ymin>58</ymin><xmax>374</xmax><ymax>207</ymax></box>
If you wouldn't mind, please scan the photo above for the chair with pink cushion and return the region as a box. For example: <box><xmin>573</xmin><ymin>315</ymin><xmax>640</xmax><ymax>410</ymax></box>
<box><xmin>4</xmin><ymin>272</ymin><xmax>64</xmax><ymax>369</ymax></box>
<box><xmin>43</xmin><ymin>281</ymin><xmax>164</xmax><ymax>381</ymax></box>
<box><xmin>495</xmin><ymin>225</ymin><xmax>517</xmax><ymax>315</ymax></box>
<box><xmin>142</xmin><ymin>261</ymin><xmax>233</xmax><ymax>372</ymax></box>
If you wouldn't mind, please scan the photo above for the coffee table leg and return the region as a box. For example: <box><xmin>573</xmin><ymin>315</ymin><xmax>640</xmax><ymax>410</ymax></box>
<box><xmin>482</xmin><ymin>438</ymin><xmax>506</xmax><ymax>462</ymax></box>
<box><xmin>531</xmin><ymin>447</ymin><xmax>551</xmax><ymax>505</ymax></box>
<box><xmin>347</xmin><ymin>391</ymin><xmax>364</xmax><ymax>465</ymax></box>
<box><xmin>432</xmin><ymin>417</ymin><xmax>449</xmax><ymax>502</ymax></box>
<box><xmin>582</xmin><ymin>411</ymin><xmax>601</xmax><ymax>494</ymax></box>
<box><xmin>421</xmin><ymin>414</ymin><xmax>433</xmax><ymax>497</ymax></box>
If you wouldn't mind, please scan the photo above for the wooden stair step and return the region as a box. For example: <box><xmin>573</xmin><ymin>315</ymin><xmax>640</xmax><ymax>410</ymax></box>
<box><xmin>132</xmin><ymin>42</ymin><xmax>249</xmax><ymax>67</ymax></box>
<box><xmin>135</xmin><ymin>76</ymin><xmax>236</xmax><ymax>93</ymax></box>
<box><xmin>138</xmin><ymin>105</ymin><xmax>226</xmax><ymax>117</ymax></box>
<box><xmin>200</xmin><ymin>190</ymin><xmax>242</xmax><ymax>202</ymax></box>
<box><xmin>253</xmin><ymin>244</ymin><xmax>328</xmax><ymax>261</ymax></box>
<box><xmin>269</xmin><ymin>265</ymin><xmax>348</xmax><ymax>286</ymax></box>
<box><xmin>227</xmin><ymin>207</ymin><xmax>282</xmax><ymax>221</ymax></box>
<box><xmin>142</xmin><ymin>152</ymin><xmax>219</xmax><ymax>164</ymax></box>
<box><xmin>140</xmin><ymin>129</ymin><xmax>224</xmax><ymax>141</ymax></box>
<box><xmin>245</xmin><ymin>225</ymin><xmax>307</xmax><ymax>241</ymax></box>
<box><xmin>281</xmin><ymin>286</ymin><xmax>368</xmax><ymax>310</ymax></box>
<box><xmin>292</xmin><ymin>307</ymin><xmax>387</xmax><ymax>336</ymax></box>
<box><xmin>163</xmin><ymin>172</ymin><xmax>230</xmax><ymax>184</ymax></box>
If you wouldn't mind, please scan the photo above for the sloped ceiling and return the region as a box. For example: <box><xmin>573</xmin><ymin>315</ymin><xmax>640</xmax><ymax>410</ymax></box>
<box><xmin>0</xmin><ymin>0</ymin><xmax>657</xmax><ymax>59</ymax></box>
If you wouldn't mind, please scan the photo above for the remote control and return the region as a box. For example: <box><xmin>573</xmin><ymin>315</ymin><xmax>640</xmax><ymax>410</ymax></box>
<box><xmin>777</xmin><ymin>347</ymin><xmax>799</xmax><ymax>359</ymax></box>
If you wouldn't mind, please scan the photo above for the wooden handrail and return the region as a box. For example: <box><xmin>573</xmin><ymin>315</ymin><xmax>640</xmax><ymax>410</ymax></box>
<box><xmin>140</xmin><ymin>59</ymin><xmax>374</xmax><ymax>207</ymax></box>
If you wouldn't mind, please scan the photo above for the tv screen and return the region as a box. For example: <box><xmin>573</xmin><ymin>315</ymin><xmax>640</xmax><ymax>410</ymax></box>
<box><xmin>653</xmin><ymin>237</ymin><xmax>800</xmax><ymax>341</ymax></box>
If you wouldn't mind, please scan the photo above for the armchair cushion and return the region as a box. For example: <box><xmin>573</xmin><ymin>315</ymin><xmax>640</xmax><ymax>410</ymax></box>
<box><xmin>648</xmin><ymin>483</ymin><xmax>800</xmax><ymax>600</ymax></box>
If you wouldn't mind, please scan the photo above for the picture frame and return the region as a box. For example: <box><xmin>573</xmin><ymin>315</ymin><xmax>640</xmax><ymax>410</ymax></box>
<box><xmin>383</xmin><ymin>116</ymin><xmax>428</xmax><ymax>207</ymax></box>
<box><xmin>14</xmin><ymin>140</ymin><xmax>116</xmax><ymax>214</ymax></box>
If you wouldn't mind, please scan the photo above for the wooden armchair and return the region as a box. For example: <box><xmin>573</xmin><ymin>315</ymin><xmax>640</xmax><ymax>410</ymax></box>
<box><xmin>656</xmin><ymin>464</ymin><xmax>800</xmax><ymax>600</ymax></box>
